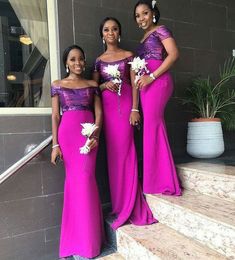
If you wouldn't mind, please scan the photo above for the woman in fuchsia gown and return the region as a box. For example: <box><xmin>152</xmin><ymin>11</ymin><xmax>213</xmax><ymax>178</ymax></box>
<box><xmin>134</xmin><ymin>0</ymin><xmax>182</xmax><ymax>195</ymax></box>
<box><xmin>51</xmin><ymin>45</ymin><xmax>104</xmax><ymax>258</ymax></box>
<box><xmin>93</xmin><ymin>17</ymin><xmax>156</xmax><ymax>230</ymax></box>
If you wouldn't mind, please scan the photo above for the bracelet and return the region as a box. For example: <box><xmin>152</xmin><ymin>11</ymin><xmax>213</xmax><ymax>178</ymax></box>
<box><xmin>52</xmin><ymin>144</ymin><xmax>60</xmax><ymax>149</ymax></box>
<box><xmin>149</xmin><ymin>73</ymin><xmax>156</xmax><ymax>80</ymax></box>
<box><xmin>131</xmin><ymin>108</ymin><xmax>139</xmax><ymax>112</ymax></box>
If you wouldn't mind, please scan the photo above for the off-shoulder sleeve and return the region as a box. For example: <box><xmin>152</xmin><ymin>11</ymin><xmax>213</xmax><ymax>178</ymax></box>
<box><xmin>93</xmin><ymin>59</ymin><xmax>101</xmax><ymax>72</ymax></box>
<box><xmin>157</xmin><ymin>25</ymin><xmax>173</xmax><ymax>41</ymax></box>
<box><xmin>51</xmin><ymin>85</ymin><xmax>60</xmax><ymax>97</ymax></box>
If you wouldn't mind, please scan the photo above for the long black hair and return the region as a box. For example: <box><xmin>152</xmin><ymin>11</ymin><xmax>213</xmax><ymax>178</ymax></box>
<box><xmin>62</xmin><ymin>45</ymin><xmax>86</xmax><ymax>69</ymax></box>
<box><xmin>134</xmin><ymin>0</ymin><xmax>160</xmax><ymax>25</ymax></box>
<box><xmin>99</xmin><ymin>17</ymin><xmax>122</xmax><ymax>38</ymax></box>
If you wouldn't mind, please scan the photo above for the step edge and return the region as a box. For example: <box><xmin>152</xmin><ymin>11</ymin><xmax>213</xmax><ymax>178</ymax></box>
<box><xmin>146</xmin><ymin>194</ymin><xmax>235</xmax><ymax>230</ymax></box>
<box><xmin>116</xmin><ymin>223</ymin><xmax>226</xmax><ymax>260</ymax></box>
<box><xmin>176</xmin><ymin>165</ymin><xmax>235</xmax><ymax>179</ymax></box>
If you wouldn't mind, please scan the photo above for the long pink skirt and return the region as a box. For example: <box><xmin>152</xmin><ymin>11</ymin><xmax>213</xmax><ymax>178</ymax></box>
<box><xmin>102</xmin><ymin>82</ymin><xmax>156</xmax><ymax>230</ymax></box>
<box><xmin>58</xmin><ymin>110</ymin><xmax>104</xmax><ymax>258</ymax></box>
<box><xmin>140</xmin><ymin>59</ymin><xmax>182</xmax><ymax>195</ymax></box>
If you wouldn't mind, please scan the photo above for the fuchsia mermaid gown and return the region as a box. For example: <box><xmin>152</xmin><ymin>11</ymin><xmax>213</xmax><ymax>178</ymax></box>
<box><xmin>94</xmin><ymin>57</ymin><xmax>156</xmax><ymax>230</ymax></box>
<box><xmin>136</xmin><ymin>25</ymin><xmax>182</xmax><ymax>195</ymax></box>
<box><xmin>51</xmin><ymin>85</ymin><xmax>104</xmax><ymax>258</ymax></box>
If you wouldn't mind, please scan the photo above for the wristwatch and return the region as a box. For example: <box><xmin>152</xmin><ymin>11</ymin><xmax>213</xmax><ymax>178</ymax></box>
<box><xmin>149</xmin><ymin>73</ymin><xmax>156</xmax><ymax>80</ymax></box>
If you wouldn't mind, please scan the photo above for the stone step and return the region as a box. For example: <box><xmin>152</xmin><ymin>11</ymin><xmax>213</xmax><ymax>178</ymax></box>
<box><xmin>116</xmin><ymin>222</ymin><xmax>226</xmax><ymax>260</ymax></box>
<box><xmin>146</xmin><ymin>190</ymin><xmax>235</xmax><ymax>258</ymax></box>
<box><xmin>177</xmin><ymin>162</ymin><xmax>235</xmax><ymax>201</ymax></box>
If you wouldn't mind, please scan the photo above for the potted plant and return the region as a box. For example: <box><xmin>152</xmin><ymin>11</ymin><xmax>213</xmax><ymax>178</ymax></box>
<box><xmin>181</xmin><ymin>57</ymin><xmax>235</xmax><ymax>158</ymax></box>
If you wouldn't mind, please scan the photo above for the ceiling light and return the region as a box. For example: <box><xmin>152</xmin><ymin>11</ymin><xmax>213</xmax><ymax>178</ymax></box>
<box><xmin>7</xmin><ymin>74</ymin><xmax>16</xmax><ymax>81</ymax></box>
<box><xmin>19</xmin><ymin>35</ymin><xmax>33</xmax><ymax>45</ymax></box>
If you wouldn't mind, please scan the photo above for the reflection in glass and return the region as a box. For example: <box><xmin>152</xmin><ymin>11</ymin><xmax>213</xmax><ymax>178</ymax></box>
<box><xmin>0</xmin><ymin>0</ymin><xmax>50</xmax><ymax>107</ymax></box>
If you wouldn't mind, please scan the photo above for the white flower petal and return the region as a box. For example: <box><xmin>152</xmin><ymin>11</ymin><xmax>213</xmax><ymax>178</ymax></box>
<box><xmin>81</xmin><ymin>123</ymin><xmax>98</xmax><ymax>137</ymax></box>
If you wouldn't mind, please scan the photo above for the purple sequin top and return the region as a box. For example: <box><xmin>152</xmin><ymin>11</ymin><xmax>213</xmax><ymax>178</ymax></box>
<box><xmin>136</xmin><ymin>25</ymin><xmax>173</xmax><ymax>60</ymax></box>
<box><xmin>51</xmin><ymin>85</ymin><xmax>100</xmax><ymax>113</ymax></box>
<box><xmin>94</xmin><ymin>56</ymin><xmax>133</xmax><ymax>84</ymax></box>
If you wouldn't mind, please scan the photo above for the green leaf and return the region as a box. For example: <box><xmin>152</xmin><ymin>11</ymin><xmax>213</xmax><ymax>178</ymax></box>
<box><xmin>180</xmin><ymin>57</ymin><xmax>235</xmax><ymax>130</ymax></box>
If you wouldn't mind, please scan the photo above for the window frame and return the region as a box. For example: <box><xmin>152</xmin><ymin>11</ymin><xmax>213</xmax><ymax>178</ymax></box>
<box><xmin>0</xmin><ymin>0</ymin><xmax>60</xmax><ymax>115</ymax></box>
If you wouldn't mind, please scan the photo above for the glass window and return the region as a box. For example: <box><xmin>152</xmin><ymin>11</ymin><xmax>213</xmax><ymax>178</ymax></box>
<box><xmin>0</xmin><ymin>0</ymin><xmax>50</xmax><ymax>108</ymax></box>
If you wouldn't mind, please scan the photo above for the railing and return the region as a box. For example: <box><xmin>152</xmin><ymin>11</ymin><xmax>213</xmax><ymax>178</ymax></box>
<box><xmin>0</xmin><ymin>135</ymin><xmax>52</xmax><ymax>185</ymax></box>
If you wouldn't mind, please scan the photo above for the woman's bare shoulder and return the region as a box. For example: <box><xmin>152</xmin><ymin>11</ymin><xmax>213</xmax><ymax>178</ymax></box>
<box><xmin>51</xmin><ymin>79</ymin><xmax>62</xmax><ymax>87</ymax></box>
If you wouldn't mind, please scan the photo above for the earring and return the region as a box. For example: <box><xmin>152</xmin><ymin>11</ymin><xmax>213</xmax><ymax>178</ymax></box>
<box><xmin>83</xmin><ymin>67</ymin><xmax>85</xmax><ymax>72</ymax></box>
<box><xmin>66</xmin><ymin>65</ymin><xmax>69</xmax><ymax>73</ymax></box>
<box><xmin>153</xmin><ymin>15</ymin><xmax>156</xmax><ymax>23</ymax></box>
<box><xmin>102</xmin><ymin>38</ymin><xmax>105</xmax><ymax>44</ymax></box>
<box><xmin>118</xmin><ymin>36</ymin><xmax>121</xmax><ymax>43</ymax></box>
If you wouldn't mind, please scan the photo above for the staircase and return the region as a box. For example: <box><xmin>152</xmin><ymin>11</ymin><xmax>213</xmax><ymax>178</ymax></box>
<box><xmin>93</xmin><ymin>162</ymin><xmax>235</xmax><ymax>260</ymax></box>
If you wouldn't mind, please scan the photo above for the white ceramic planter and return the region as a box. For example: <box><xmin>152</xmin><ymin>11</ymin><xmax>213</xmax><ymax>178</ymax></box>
<box><xmin>187</xmin><ymin>120</ymin><xmax>224</xmax><ymax>158</ymax></box>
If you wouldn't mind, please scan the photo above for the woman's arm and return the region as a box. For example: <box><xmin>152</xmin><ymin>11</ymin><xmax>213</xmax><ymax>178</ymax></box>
<box><xmin>92</xmin><ymin>71</ymin><xmax>100</xmax><ymax>86</ymax></box>
<box><xmin>94</xmin><ymin>95</ymin><xmax>102</xmax><ymax>132</ymax></box>
<box><xmin>89</xmin><ymin>94</ymin><xmax>103</xmax><ymax>150</ymax></box>
<box><xmin>93</xmin><ymin>69</ymin><xmax>119</xmax><ymax>92</ymax></box>
<box><xmin>129</xmin><ymin>69</ymin><xmax>141</xmax><ymax>126</ymax></box>
<box><xmin>152</xmin><ymin>37</ymin><xmax>179</xmax><ymax>78</ymax></box>
<box><xmin>51</xmin><ymin>95</ymin><xmax>62</xmax><ymax>164</ymax></box>
<box><xmin>137</xmin><ymin>37</ymin><xmax>179</xmax><ymax>89</ymax></box>
<box><xmin>93</xmin><ymin>71</ymin><xmax>105</xmax><ymax>91</ymax></box>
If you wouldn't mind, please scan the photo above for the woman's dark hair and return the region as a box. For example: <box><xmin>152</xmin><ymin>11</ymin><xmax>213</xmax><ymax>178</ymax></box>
<box><xmin>134</xmin><ymin>0</ymin><xmax>160</xmax><ymax>25</ymax></box>
<box><xmin>99</xmin><ymin>17</ymin><xmax>122</xmax><ymax>38</ymax></box>
<box><xmin>62</xmin><ymin>45</ymin><xmax>86</xmax><ymax>69</ymax></box>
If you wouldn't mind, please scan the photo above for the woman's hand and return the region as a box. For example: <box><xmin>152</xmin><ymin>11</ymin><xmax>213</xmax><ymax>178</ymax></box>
<box><xmin>129</xmin><ymin>111</ymin><xmax>141</xmax><ymax>127</ymax></box>
<box><xmin>136</xmin><ymin>75</ymin><xmax>154</xmax><ymax>90</ymax></box>
<box><xmin>51</xmin><ymin>147</ymin><xmax>63</xmax><ymax>165</ymax></box>
<box><xmin>103</xmin><ymin>81</ymin><xmax>119</xmax><ymax>92</ymax></box>
<box><xmin>87</xmin><ymin>137</ymin><xmax>99</xmax><ymax>151</ymax></box>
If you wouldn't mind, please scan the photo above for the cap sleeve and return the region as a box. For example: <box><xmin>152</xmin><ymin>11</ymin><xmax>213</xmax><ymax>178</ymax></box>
<box><xmin>51</xmin><ymin>85</ymin><xmax>60</xmax><ymax>97</ymax></box>
<box><xmin>157</xmin><ymin>25</ymin><xmax>173</xmax><ymax>41</ymax></box>
<box><xmin>93</xmin><ymin>59</ymin><xmax>101</xmax><ymax>72</ymax></box>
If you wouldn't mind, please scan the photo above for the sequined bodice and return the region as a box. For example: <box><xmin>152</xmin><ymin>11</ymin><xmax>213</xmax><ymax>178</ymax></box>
<box><xmin>51</xmin><ymin>86</ymin><xmax>100</xmax><ymax>113</ymax></box>
<box><xmin>136</xmin><ymin>25</ymin><xmax>173</xmax><ymax>60</ymax></box>
<box><xmin>94</xmin><ymin>56</ymin><xmax>133</xmax><ymax>84</ymax></box>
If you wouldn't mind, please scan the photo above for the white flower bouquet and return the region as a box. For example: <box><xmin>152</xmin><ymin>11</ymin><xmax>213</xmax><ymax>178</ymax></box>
<box><xmin>80</xmin><ymin>123</ymin><xmax>98</xmax><ymax>154</ymax></box>
<box><xmin>129</xmin><ymin>57</ymin><xmax>149</xmax><ymax>85</ymax></box>
<box><xmin>104</xmin><ymin>64</ymin><xmax>122</xmax><ymax>96</ymax></box>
